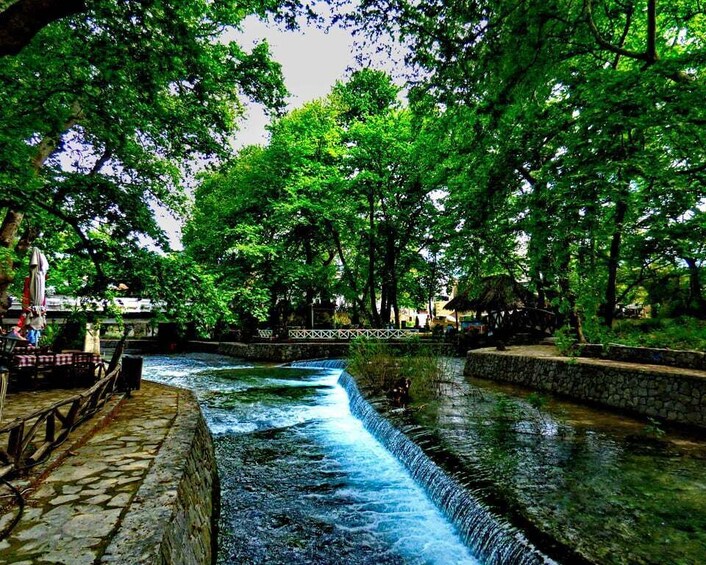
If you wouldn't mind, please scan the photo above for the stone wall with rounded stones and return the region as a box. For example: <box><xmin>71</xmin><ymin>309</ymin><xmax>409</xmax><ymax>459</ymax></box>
<box><xmin>464</xmin><ymin>350</ymin><xmax>706</xmax><ymax>429</ymax></box>
<box><xmin>219</xmin><ymin>341</ymin><xmax>351</xmax><ymax>362</ymax></box>
<box><xmin>578</xmin><ymin>343</ymin><xmax>706</xmax><ymax>371</ymax></box>
<box><xmin>217</xmin><ymin>341</ymin><xmax>453</xmax><ymax>363</ymax></box>
<box><xmin>100</xmin><ymin>391</ymin><xmax>218</xmax><ymax>565</ymax></box>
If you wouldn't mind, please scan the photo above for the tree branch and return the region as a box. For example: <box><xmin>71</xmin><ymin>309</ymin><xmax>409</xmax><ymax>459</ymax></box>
<box><xmin>31</xmin><ymin>199</ymin><xmax>107</xmax><ymax>284</ymax></box>
<box><xmin>584</xmin><ymin>0</ymin><xmax>649</xmax><ymax>62</ymax></box>
<box><xmin>0</xmin><ymin>0</ymin><xmax>86</xmax><ymax>56</ymax></box>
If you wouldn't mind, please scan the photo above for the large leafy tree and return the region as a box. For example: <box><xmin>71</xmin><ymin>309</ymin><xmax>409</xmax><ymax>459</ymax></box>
<box><xmin>186</xmin><ymin>69</ymin><xmax>441</xmax><ymax>328</ymax></box>
<box><xmin>0</xmin><ymin>0</ymin><xmax>296</xmax><ymax>320</ymax></box>
<box><xmin>184</xmin><ymin>104</ymin><xmax>345</xmax><ymax>330</ymax></box>
<box><xmin>339</xmin><ymin>0</ymin><xmax>706</xmax><ymax>335</ymax></box>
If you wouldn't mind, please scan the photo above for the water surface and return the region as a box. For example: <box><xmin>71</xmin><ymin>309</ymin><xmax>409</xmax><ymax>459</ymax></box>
<box><xmin>143</xmin><ymin>353</ymin><xmax>477</xmax><ymax>565</ymax></box>
<box><xmin>393</xmin><ymin>368</ymin><xmax>706</xmax><ymax>564</ymax></box>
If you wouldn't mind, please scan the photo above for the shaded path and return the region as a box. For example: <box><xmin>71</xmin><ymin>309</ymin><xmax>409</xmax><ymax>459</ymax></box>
<box><xmin>0</xmin><ymin>382</ymin><xmax>182</xmax><ymax>564</ymax></box>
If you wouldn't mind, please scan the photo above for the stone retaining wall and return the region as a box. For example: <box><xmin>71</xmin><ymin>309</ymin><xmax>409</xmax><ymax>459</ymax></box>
<box><xmin>219</xmin><ymin>341</ymin><xmax>350</xmax><ymax>362</ymax></box>
<box><xmin>465</xmin><ymin>349</ymin><xmax>706</xmax><ymax>429</ymax></box>
<box><xmin>578</xmin><ymin>343</ymin><xmax>706</xmax><ymax>371</ymax></box>
<box><xmin>101</xmin><ymin>391</ymin><xmax>218</xmax><ymax>565</ymax></box>
<box><xmin>218</xmin><ymin>341</ymin><xmax>453</xmax><ymax>363</ymax></box>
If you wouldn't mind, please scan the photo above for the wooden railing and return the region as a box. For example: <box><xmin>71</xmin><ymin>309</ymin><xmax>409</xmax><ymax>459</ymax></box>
<box><xmin>0</xmin><ymin>365</ymin><xmax>122</xmax><ymax>481</ymax></box>
<box><xmin>487</xmin><ymin>307</ymin><xmax>557</xmax><ymax>336</ymax></box>
<box><xmin>258</xmin><ymin>328</ymin><xmax>416</xmax><ymax>341</ymax></box>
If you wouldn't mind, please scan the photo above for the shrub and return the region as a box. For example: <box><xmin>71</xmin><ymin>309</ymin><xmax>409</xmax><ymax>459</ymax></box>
<box><xmin>347</xmin><ymin>337</ymin><xmax>449</xmax><ymax>403</ymax></box>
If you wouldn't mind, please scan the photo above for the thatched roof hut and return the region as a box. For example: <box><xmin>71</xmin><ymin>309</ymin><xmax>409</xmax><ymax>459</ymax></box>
<box><xmin>445</xmin><ymin>275</ymin><xmax>534</xmax><ymax>313</ymax></box>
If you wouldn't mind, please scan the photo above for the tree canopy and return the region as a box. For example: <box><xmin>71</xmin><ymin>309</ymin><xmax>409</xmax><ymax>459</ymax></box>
<box><xmin>0</xmin><ymin>0</ymin><xmax>302</xmax><ymax>329</ymax></box>
<box><xmin>3</xmin><ymin>0</ymin><xmax>706</xmax><ymax>341</ymax></box>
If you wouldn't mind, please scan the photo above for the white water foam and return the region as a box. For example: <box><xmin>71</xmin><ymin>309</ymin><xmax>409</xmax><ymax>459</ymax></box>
<box><xmin>144</xmin><ymin>354</ymin><xmax>478</xmax><ymax>564</ymax></box>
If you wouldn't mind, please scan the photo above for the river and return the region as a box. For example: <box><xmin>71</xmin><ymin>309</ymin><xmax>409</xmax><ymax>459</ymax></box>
<box><xmin>143</xmin><ymin>353</ymin><xmax>477</xmax><ymax>564</ymax></box>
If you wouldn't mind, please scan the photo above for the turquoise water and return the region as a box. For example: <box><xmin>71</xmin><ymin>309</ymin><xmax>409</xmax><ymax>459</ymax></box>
<box><xmin>143</xmin><ymin>353</ymin><xmax>478</xmax><ymax>564</ymax></box>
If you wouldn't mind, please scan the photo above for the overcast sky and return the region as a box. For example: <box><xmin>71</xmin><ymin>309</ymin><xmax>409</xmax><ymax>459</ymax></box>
<box><xmin>159</xmin><ymin>17</ymin><xmax>359</xmax><ymax>247</ymax></box>
<box><xmin>231</xmin><ymin>16</ymin><xmax>357</xmax><ymax>148</ymax></box>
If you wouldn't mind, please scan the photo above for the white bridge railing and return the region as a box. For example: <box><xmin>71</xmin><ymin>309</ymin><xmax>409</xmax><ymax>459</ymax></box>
<box><xmin>257</xmin><ymin>328</ymin><xmax>414</xmax><ymax>340</ymax></box>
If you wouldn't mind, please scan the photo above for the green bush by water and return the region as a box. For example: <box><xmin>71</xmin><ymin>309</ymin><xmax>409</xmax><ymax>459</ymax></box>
<box><xmin>347</xmin><ymin>337</ymin><xmax>450</xmax><ymax>402</ymax></box>
<box><xmin>609</xmin><ymin>316</ymin><xmax>706</xmax><ymax>351</ymax></box>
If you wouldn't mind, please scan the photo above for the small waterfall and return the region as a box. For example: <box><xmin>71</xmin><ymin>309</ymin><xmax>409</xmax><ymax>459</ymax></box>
<box><xmin>288</xmin><ymin>358</ymin><xmax>348</xmax><ymax>369</ymax></box>
<box><xmin>338</xmin><ymin>371</ymin><xmax>556</xmax><ymax>565</ymax></box>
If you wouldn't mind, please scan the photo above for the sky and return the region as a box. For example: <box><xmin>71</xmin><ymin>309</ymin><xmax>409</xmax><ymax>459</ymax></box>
<box><xmin>158</xmin><ymin>17</ymin><xmax>358</xmax><ymax>248</ymax></box>
<box><xmin>231</xmin><ymin>16</ymin><xmax>357</xmax><ymax>148</ymax></box>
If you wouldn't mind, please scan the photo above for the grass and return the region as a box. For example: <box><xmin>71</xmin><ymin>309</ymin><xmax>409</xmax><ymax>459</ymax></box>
<box><xmin>346</xmin><ymin>337</ymin><xmax>451</xmax><ymax>403</ymax></box>
<box><xmin>608</xmin><ymin>316</ymin><xmax>706</xmax><ymax>351</ymax></box>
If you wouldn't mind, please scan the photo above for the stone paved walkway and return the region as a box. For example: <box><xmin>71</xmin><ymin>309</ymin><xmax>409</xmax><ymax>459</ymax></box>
<box><xmin>496</xmin><ymin>344</ymin><xmax>706</xmax><ymax>379</ymax></box>
<box><xmin>0</xmin><ymin>381</ymin><xmax>183</xmax><ymax>564</ymax></box>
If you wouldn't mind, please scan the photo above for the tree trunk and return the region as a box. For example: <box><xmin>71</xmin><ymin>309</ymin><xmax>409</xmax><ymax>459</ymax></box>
<box><xmin>0</xmin><ymin>209</ymin><xmax>26</xmax><ymax>317</ymax></box>
<box><xmin>379</xmin><ymin>228</ymin><xmax>396</xmax><ymax>326</ymax></box>
<box><xmin>368</xmin><ymin>191</ymin><xmax>380</xmax><ymax>327</ymax></box>
<box><xmin>304</xmin><ymin>235</ymin><xmax>314</xmax><ymax>329</ymax></box>
<box><xmin>0</xmin><ymin>101</ymin><xmax>84</xmax><ymax>318</ymax></box>
<box><xmin>329</xmin><ymin>224</ymin><xmax>368</xmax><ymax>320</ymax></box>
<box><xmin>0</xmin><ymin>0</ymin><xmax>86</xmax><ymax>56</ymax></box>
<box><xmin>684</xmin><ymin>257</ymin><xmax>706</xmax><ymax>315</ymax></box>
<box><xmin>558</xmin><ymin>249</ymin><xmax>586</xmax><ymax>343</ymax></box>
<box><xmin>604</xmin><ymin>198</ymin><xmax>628</xmax><ymax>328</ymax></box>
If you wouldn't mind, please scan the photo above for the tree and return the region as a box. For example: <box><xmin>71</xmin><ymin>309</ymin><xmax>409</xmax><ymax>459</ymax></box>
<box><xmin>339</xmin><ymin>0</ymin><xmax>706</xmax><ymax>336</ymax></box>
<box><xmin>186</xmin><ymin>70</ymin><xmax>441</xmax><ymax>329</ymax></box>
<box><xmin>0</xmin><ymin>0</ymin><xmax>86</xmax><ymax>56</ymax></box>
<box><xmin>0</xmin><ymin>0</ymin><xmax>293</xmax><ymax>318</ymax></box>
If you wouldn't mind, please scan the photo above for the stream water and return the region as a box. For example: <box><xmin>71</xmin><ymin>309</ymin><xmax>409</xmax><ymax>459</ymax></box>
<box><xmin>142</xmin><ymin>353</ymin><xmax>706</xmax><ymax>564</ymax></box>
<box><xmin>143</xmin><ymin>353</ymin><xmax>477</xmax><ymax>564</ymax></box>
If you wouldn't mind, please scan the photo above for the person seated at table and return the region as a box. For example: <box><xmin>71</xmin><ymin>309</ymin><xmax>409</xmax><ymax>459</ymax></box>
<box><xmin>26</xmin><ymin>327</ymin><xmax>40</xmax><ymax>346</ymax></box>
<box><xmin>8</xmin><ymin>326</ymin><xmax>25</xmax><ymax>340</ymax></box>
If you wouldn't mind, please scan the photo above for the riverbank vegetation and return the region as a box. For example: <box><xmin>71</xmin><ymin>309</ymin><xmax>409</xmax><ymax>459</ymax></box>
<box><xmin>1</xmin><ymin>1</ymin><xmax>705</xmax><ymax>349</ymax></box>
<box><xmin>347</xmin><ymin>338</ymin><xmax>450</xmax><ymax>403</ymax></box>
<box><xmin>610</xmin><ymin>317</ymin><xmax>706</xmax><ymax>351</ymax></box>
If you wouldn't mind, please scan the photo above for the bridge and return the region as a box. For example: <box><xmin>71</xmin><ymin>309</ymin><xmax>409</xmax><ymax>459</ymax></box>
<box><xmin>2</xmin><ymin>296</ymin><xmax>156</xmax><ymax>328</ymax></box>
<box><xmin>486</xmin><ymin>307</ymin><xmax>557</xmax><ymax>338</ymax></box>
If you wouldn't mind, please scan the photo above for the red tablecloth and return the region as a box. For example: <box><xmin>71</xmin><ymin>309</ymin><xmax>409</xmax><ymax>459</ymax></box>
<box><xmin>12</xmin><ymin>353</ymin><xmax>101</xmax><ymax>368</ymax></box>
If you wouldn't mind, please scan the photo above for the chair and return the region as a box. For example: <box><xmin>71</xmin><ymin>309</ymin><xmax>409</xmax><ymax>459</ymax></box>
<box><xmin>12</xmin><ymin>343</ymin><xmax>33</xmax><ymax>355</ymax></box>
<box><xmin>33</xmin><ymin>351</ymin><xmax>56</xmax><ymax>384</ymax></box>
<box><xmin>71</xmin><ymin>352</ymin><xmax>98</xmax><ymax>385</ymax></box>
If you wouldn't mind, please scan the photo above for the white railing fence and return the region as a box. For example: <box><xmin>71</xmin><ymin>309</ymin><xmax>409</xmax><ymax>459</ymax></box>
<box><xmin>257</xmin><ymin>328</ymin><xmax>414</xmax><ymax>340</ymax></box>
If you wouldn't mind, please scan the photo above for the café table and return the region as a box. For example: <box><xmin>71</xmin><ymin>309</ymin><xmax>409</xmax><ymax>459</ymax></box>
<box><xmin>12</xmin><ymin>352</ymin><xmax>101</xmax><ymax>368</ymax></box>
<box><xmin>10</xmin><ymin>352</ymin><xmax>103</xmax><ymax>384</ymax></box>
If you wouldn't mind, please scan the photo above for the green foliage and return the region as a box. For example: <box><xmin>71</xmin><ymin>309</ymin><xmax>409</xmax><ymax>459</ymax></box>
<box><xmin>0</xmin><ymin>0</ymin><xmax>299</xmax><ymax>322</ymax></box>
<box><xmin>4</xmin><ymin>0</ymin><xmax>706</xmax><ymax>344</ymax></box>
<box><xmin>346</xmin><ymin>337</ymin><xmax>447</xmax><ymax>402</ymax></box>
<box><xmin>51</xmin><ymin>309</ymin><xmax>89</xmax><ymax>352</ymax></box>
<box><xmin>610</xmin><ymin>317</ymin><xmax>706</xmax><ymax>351</ymax></box>
<box><xmin>526</xmin><ymin>392</ymin><xmax>547</xmax><ymax>411</ymax></box>
<box><xmin>642</xmin><ymin>417</ymin><xmax>666</xmax><ymax>440</ymax></box>
<box><xmin>492</xmin><ymin>396</ymin><xmax>517</xmax><ymax>418</ymax></box>
<box><xmin>186</xmin><ymin>70</ymin><xmax>441</xmax><ymax>329</ymax></box>
<box><xmin>39</xmin><ymin>322</ymin><xmax>60</xmax><ymax>348</ymax></box>
<box><xmin>347</xmin><ymin>338</ymin><xmax>401</xmax><ymax>396</ymax></box>
<box><xmin>554</xmin><ymin>326</ymin><xmax>577</xmax><ymax>357</ymax></box>
<box><xmin>334</xmin><ymin>0</ymin><xmax>706</xmax><ymax>337</ymax></box>
<box><xmin>0</xmin><ymin>247</ymin><xmax>15</xmax><ymax>280</ymax></box>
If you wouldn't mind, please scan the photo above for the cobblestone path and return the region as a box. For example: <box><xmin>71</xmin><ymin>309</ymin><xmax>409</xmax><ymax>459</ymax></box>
<box><xmin>0</xmin><ymin>381</ymin><xmax>181</xmax><ymax>565</ymax></box>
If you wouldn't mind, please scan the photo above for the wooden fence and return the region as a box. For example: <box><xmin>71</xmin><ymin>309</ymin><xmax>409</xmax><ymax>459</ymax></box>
<box><xmin>0</xmin><ymin>365</ymin><xmax>122</xmax><ymax>481</ymax></box>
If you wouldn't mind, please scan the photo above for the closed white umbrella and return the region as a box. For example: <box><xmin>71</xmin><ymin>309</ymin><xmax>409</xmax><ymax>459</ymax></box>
<box><xmin>27</xmin><ymin>247</ymin><xmax>48</xmax><ymax>344</ymax></box>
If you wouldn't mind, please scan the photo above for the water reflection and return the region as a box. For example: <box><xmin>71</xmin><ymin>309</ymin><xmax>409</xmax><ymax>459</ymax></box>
<box><xmin>143</xmin><ymin>353</ymin><xmax>477</xmax><ymax>565</ymax></box>
<box><xmin>419</xmin><ymin>374</ymin><xmax>706</xmax><ymax>564</ymax></box>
